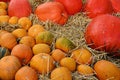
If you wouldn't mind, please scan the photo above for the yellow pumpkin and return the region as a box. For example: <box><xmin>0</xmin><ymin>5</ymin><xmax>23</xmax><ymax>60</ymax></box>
<box><xmin>0</xmin><ymin>15</ymin><xmax>10</xmax><ymax>24</ymax></box>
<box><xmin>32</xmin><ymin>43</ymin><xmax>51</xmax><ymax>55</ymax></box>
<box><xmin>0</xmin><ymin>2</ymin><xmax>7</xmax><ymax>10</ymax></box>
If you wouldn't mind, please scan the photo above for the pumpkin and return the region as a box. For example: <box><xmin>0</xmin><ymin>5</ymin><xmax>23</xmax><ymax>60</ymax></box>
<box><xmin>0</xmin><ymin>2</ymin><xmax>7</xmax><ymax>10</ymax></box>
<box><xmin>54</xmin><ymin>0</ymin><xmax>83</xmax><ymax>15</ymax></box>
<box><xmin>84</xmin><ymin>0</ymin><xmax>113</xmax><ymax>18</ymax></box>
<box><xmin>32</xmin><ymin>43</ymin><xmax>51</xmax><ymax>55</ymax></box>
<box><xmin>94</xmin><ymin>60</ymin><xmax>120</xmax><ymax>80</ymax></box>
<box><xmin>11</xmin><ymin>44</ymin><xmax>33</xmax><ymax>65</ymax></box>
<box><xmin>18</xmin><ymin>17</ymin><xmax>32</xmax><ymax>30</ymax></box>
<box><xmin>71</xmin><ymin>48</ymin><xmax>92</xmax><ymax>64</ymax></box>
<box><xmin>60</xmin><ymin>57</ymin><xmax>76</xmax><ymax>72</ymax></box>
<box><xmin>0</xmin><ymin>30</ymin><xmax>8</xmax><ymax>39</ymax></box>
<box><xmin>36</xmin><ymin>31</ymin><xmax>54</xmax><ymax>45</ymax></box>
<box><xmin>0</xmin><ymin>56</ymin><xmax>21</xmax><ymax>80</ymax></box>
<box><xmin>51</xmin><ymin>67</ymin><xmax>72</xmax><ymax>80</ymax></box>
<box><xmin>12</xmin><ymin>28</ymin><xmax>27</xmax><ymax>38</ymax></box>
<box><xmin>55</xmin><ymin>37</ymin><xmax>76</xmax><ymax>53</ymax></box>
<box><xmin>35</xmin><ymin>2</ymin><xmax>68</xmax><ymax>25</ymax></box>
<box><xmin>15</xmin><ymin>66</ymin><xmax>38</xmax><ymax>80</ymax></box>
<box><xmin>77</xmin><ymin>64</ymin><xmax>94</xmax><ymax>76</ymax></box>
<box><xmin>51</xmin><ymin>49</ymin><xmax>66</xmax><ymax>62</ymax></box>
<box><xmin>110</xmin><ymin>0</ymin><xmax>120</xmax><ymax>12</ymax></box>
<box><xmin>0</xmin><ymin>33</ymin><xmax>17</xmax><ymax>50</ymax></box>
<box><xmin>8</xmin><ymin>0</ymin><xmax>32</xmax><ymax>18</ymax></box>
<box><xmin>9</xmin><ymin>16</ymin><xmax>19</xmax><ymax>24</ymax></box>
<box><xmin>0</xmin><ymin>9</ymin><xmax>7</xmax><ymax>15</ymax></box>
<box><xmin>28</xmin><ymin>24</ymin><xmax>46</xmax><ymax>38</ymax></box>
<box><xmin>0</xmin><ymin>47</ymin><xmax>10</xmax><ymax>59</ymax></box>
<box><xmin>30</xmin><ymin>53</ymin><xmax>55</xmax><ymax>74</ymax></box>
<box><xmin>85</xmin><ymin>14</ymin><xmax>120</xmax><ymax>57</ymax></box>
<box><xmin>0</xmin><ymin>15</ymin><xmax>10</xmax><ymax>24</ymax></box>
<box><xmin>19</xmin><ymin>36</ymin><xmax>36</xmax><ymax>48</ymax></box>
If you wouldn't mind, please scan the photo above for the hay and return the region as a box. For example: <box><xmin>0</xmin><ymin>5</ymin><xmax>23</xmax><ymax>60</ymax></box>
<box><xmin>0</xmin><ymin>0</ymin><xmax>120</xmax><ymax>80</ymax></box>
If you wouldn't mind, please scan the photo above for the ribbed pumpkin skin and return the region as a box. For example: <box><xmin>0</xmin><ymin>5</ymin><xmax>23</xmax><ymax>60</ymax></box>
<box><xmin>0</xmin><ymin>33</ymin><xmax>17</xmax><ymax>50</ymax></box>
<box><xmin>0</xmin><ymin>47</ymin><xmax>10</xmax><ymax>59</ymax></box>
<box><xmin>0</xmin><ymin>56</ymin><xmax>21</xmax><ymax>80</ymax></box>
<box><xmin>35</xmin><ymin>2</ymin><xmax>68</xmax><ymax>25</ymax></box>
<box><xmin>15</xmin><ymin>66</ymin><xmax>38</xmax><ymax>80</ymax></box>
<box><xmin>11</xmin><ymin>44</ymin><xmax>33</xmax><ymax>65</ymax></box>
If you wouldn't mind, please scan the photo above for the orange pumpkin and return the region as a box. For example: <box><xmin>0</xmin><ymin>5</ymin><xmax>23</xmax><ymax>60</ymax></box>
<box><xmin>0</xmin><ymin>56</ymin><xmax>21</xmax><ymax>80</ymax></box>
<box><xmin>35</xmin><ymin>2</ymin><xmax>68</xmax><ymax>25</ymax></box>
<box><xmin>11</xmin><ymin>44</ymin><xmax>33</xmax><ymax>65</ymax></box>
<box><xmin>15</xmin><ymin>66</ymin><xmax>38</xmax><ymax>80</ymax></box>
<box><xmin>0</xmin><ymin>33</ymin><xmax>17</xmax><ymax>50</ymax></box>
<box><xmin>0</xmin><ymin>2</ymin><xmax>7</xmax><ymax>10</ymax></box>
<box><xmin>30</xmin><ymin>53</ymin><xmax>55</xmax><ymax>74</ymax></box>
<box><xmin>51</xmin><ymin>67</ymin><xmax>72</xmax><ymax>80</ymax></box>
<box><xmin>94</xmin><ymin>60</ymin><xmax>120</xmax><ymax>80</ymax></box>
<box><xmin>51</xmin><ymin>49</ymin><xmax>66</xmax><ymax>62</ymax></box>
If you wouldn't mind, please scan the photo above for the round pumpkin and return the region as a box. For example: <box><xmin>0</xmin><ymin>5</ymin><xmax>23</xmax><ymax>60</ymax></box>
<box><xmin>0</xmin><ymin>30</ymin><xmax>8</xmax><ymax>39</ymax></box>
<box><xmin>51</xmin><ymin>49</ymin><xmax>66</xmax><ymax>62</ymax></box>
<box><xmin>32</xmin><ymin>43</ymin><xmax>51</xmax><ymax>55</ymax></box>
<box><xmin>60</xmin><ymin>57</ymin><xmax>76</xmax><ymax>72</ymax></box>
<box><xmin>18</xmin><ymin>17</ymin><xmax>32</xmax><ymax>30</ymax></box>
<box><xmin>0</xmin><ymin>15</ymin><xmax>10</xmax><ymax>24</ymax></box>
<box><xmin>0</xmin><ymin>47</ymin><xmax>10</xmax><ymax>59</ymax></box>
<box><xmin>15</xmin><ymin>66</ymin><xmax>38</xmax><ymax>80</ymax></box>
<box><xmin>0</xmin><ymin>2</ymin><xmax>7</xmax><ymax>10</ymax></box>
<box><xmin>30</xmin><ymin>53</ymin><xmax>55</xmax><ymax>74</ymax></box>
<box><xmin>36</xmin><ymin>31</ymin><xmax>54</xmax><ymax>45</ymax></box>
<box><xmin>0</xmin><ymin>56</ymin><xmax>21</xmax><ymax>80</ymax></box>
<box><xmin>19</xmin><ymin>36</ymin><xmax>36</xmax><ymax>48</ymax></box>
<box><xmin>55</xmin><ymin>37</ymin><xmax>76</xmax><ymax>53</ymax></box>
<box><xmin>51</xmin><ymin>67</ymin><xmax>72</xmax><ymax>80</ymax></box>
<box><xmin>71</xmin><ymin>48</ymin><xmax>92</xmax><ymax>64</ymax></box>
<box><xmin>77</xmin><ymin>64</ymin><xmax>94</xmax><ymax>76</ymax></box>
<box><xmin>9</xmin><ymin>16</ymin><xmax>19</xmax><ymax>24</ymax></box>
<box><xmin>94</xmin><ymin>60</ymin><xmax>120</xmax><ymax>80</ymax></box>
<box><xmin>28</xmin><ymin>24</ymin><xmax>46</xmax><ymax>38</ymax></box>
<box><xmin>0</xmin><ymin>33</ymin><xmax>17</xmax><ymax>50</ymax></box>
<box><xmin>0</xmin><ymin>8</ymin><xmax>7</xmax><ymax>15</ymax></box>
<box><xmin>35</xmin><ymin>2</ymin><xmax>68</xmax><ymax>25</ymax></box>
<box><xmin>11</xmin><ymin>44</ymin><xmax>33</xmax><ymax>65</ymax></box>
<box><xmin>12</xmin><ymin>28</ymin><xmax>27</xmax><ymax>38</ymax></box>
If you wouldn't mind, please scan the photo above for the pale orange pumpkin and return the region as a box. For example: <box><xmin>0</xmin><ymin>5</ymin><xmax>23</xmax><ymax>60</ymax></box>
<box><xmin>15</xmin><ymin>66</ymin><xmax>38</xmax><ymax>80</ymax></box>
<box><xmin>11</xmin><ymin>44</ymin><xmax>33</xmax><ymax>65</ymax></box>
<box><xmin>51</xmin><ymin>67</ymin><xmax>72</xmax><ymax>80</ymax></box>
<box><xmin>0</xmin><ymin>56</ymin><xmax>21</xmax><ymax>80</ymax></box>
<box><xmin>0</xmin><ymin>33</ymin><xmax>17</xmax><ymax>50</ymax></box>
<box><xmin>35</xmin><ymin>2</ymin><xmax>68</xmax><ymax>25</ymax></box>
<box><xmin>30</xmin><ymin>53</ymin><xmax>55</xmax><ymax>74</ymax></box>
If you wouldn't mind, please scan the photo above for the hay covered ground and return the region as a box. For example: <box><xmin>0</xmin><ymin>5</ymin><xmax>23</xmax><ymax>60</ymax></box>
<box><xmin>0</xmin><ymin>0</ymin><xmax>120</xmax><ymax>80</ymax></box>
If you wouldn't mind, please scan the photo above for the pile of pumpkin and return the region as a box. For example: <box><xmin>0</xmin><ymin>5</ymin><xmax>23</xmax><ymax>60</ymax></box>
<box><xmin>0</xmin><ymin>0</ymin><xmax>120</xmax><ymax>80</ymax></box>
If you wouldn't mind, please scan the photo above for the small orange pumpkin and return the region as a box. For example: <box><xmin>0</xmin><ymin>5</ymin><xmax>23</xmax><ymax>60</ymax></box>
<box><xmin>51</xmin><ymin>67</ymin><xmax>72</xmax><ymax>80</ymax></box>
<box><xmin>11</xmin><ymin>44</ymin><xmax>33</xmax><ymax>65</ymax></box>
<box><xmin>0</xmin><ymin>33</ymin><xmax>17</xmax><ymax>50</ymax></box>
<box><xmin>15</xmin><ymin>66</ymin><xmax>38</xmax><ymax>80</ymax></box>
<box><xmin>0</xmin><ymin>56</ymin><xmax>21</xmax><ymax>80</ymax></box>
<box><xmin>30</xmin><ymin>53</ymin><xmax>55</xmax><ymax>74</ymax></box>
<box><xmin>35</xmin><ymin>2</ymin><xmax>68</xmax><ymax>25</ymax></box>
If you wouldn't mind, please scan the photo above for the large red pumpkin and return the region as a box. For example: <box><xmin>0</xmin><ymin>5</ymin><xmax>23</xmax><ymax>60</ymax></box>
<box><xmin>85</xmin><ymin>14</ymin><xmax>120</xmax><ymax>57</ymax></box>
<box><xmin>84</xmin><ymin>0</ymin><xmax>113</xmax><ymax>18</ymax></box>
<box><xmin>35</xmin><ymin>2</ymin><xmax>68</xmax><ymax>25</ymax></box>
<box><xmin>8</xmin><ymin>0</ymin><xmax>32</xmax><ymax>18</ymax></box>
<box><xmin>54</xmin><ymin>0</ymin><xmax>82</xmax><ymax>15</ymax></box>
<box><xmin>110</xmin><ymin>0</ymin><xmax>120</xmax><ymax>12</ymax></box>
